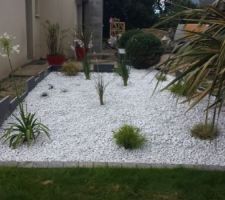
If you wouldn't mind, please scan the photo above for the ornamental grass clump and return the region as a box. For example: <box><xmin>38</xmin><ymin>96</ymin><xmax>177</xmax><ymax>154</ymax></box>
<box><xmin>191</xmin><ymin>123</ymin><xmax>219</xmax><ymax>140</ymax></box>
<box><xmin>169</xmin><ymin>81</ymin><xmax>188</xmax><ymax>97</ymax></box>
<box><xmin>44</xmin><ymin>20</ymin><xmax>66</xmax><ymax>56</ymax></box>
<box><xmin>95</xmin><ymin>74</ymin><xmax>107</xmax><ymax>105</ymax></box>
<box><xmin>115</xmin><ymin>59</ymin><xmax>130</xmax><ymax>86</ymax></box>
<box><xmin>0</xmin><ymin>33</ymin><xmax>50</xmax><ymax>148</ymax></box>
<box><xmin>82</xmin><ymin>55</ymin><xmax>91</xmax><ymax>80</ymax></box>
<box><xmin>62</xmin><ymin>61</ymin><xmax>81</xmax><ymax>76</ymax></box>
<box><xmin>1</xmin><ymin>105</ymin><xmax>50</xmax><ymax>149</ymax></box>
<box><xmin>113</xmin><ymin>125</ymin><xmax>146</xmax><ymax>150</ymax></box>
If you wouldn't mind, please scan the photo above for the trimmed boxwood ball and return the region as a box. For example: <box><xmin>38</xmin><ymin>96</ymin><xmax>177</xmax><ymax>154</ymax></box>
<box><xmin>118</xmin><ymin>29</ymin><xmax>143</xmax><ymax>49</ymax></box>
<box><xmin>126</xmin><ymin>33</ymin><xmax>163</xmax><ymax>69</ymax></box>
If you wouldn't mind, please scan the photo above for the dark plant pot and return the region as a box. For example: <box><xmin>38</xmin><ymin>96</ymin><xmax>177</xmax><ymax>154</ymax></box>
<box><xmin>47</xmin><ymin>55</ymin><xmax>65</xmax><ymax>66</ymax></box>
<box><xmin>75</xmin><ymin>47</ymin><xmax>88</xmax><ymax>61</ymax></box>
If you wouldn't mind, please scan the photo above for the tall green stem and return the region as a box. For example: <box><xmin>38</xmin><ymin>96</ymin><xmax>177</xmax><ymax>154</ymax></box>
<box><xmin>7</xmin><ymin>50</ymin><xmax>22</xmax><ymax>110</ymax></box>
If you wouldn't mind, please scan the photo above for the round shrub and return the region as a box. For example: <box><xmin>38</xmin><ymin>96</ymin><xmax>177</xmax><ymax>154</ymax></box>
<box><xmin>191</xmin><ymin>123</ymin><xmax>219</xmax><ymax>140</ymax></box>
<box><xmin>62</xmin><ymin>61</ymin><xmax>81</xmax><ymax>76</ymax></box>
<box><xmin>113</xmin><ymin>125</ymin><xmax>146</xmax><ymax>150</ymax></box>
<box><xmin>118</xmin><ymin>29</ymin><xmax>143</xmax><ymax>49</ymax></box>
<box><xmin>126</xmin><ymin>33</ymin><xmax>163</xmax><ymax>69</ymax></box>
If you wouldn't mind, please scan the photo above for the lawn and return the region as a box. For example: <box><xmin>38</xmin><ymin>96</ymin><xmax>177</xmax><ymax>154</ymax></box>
<box><xmin>0</xmin><ymin>167</ymin><xmax>225</xmax><ymax>200</ymax></box>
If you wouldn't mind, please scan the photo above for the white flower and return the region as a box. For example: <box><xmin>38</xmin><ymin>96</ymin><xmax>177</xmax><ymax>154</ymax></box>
<box><xmin>12</xmin><ymin>44</ymin><xmax>20</xmax><ymax>54</ymax></box>
<box><xmin>0</xmin><ymin>32</ymin><xmax>20</xmax><ymax>57</ymax></box>
<box><xmin>3</xmin><ymin>32</ymin><xmax>10</xmax><ymax>39</ymax></box>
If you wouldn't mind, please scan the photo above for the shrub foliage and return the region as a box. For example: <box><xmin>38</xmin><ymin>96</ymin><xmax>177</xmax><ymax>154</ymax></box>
<box><xmin>118</xmin><ymin>29</ymin><xmax>143</xmax><ymax>49</ymax></box>
<box><xmin>126</xmin><ymin>33</ymin><xmax>163</xmax><ymax>69</ymax></box>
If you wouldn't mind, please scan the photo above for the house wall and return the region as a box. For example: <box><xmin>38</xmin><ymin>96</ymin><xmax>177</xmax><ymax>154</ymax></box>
<box><xmin>0</xmin><ymin>0</ymin><xmax>28</xmax><ymax>80</ymax></box>
<box><xmin>0</xmin><ymin>0</ymin><xmax>79</xmax><ymax>81</ymax></box>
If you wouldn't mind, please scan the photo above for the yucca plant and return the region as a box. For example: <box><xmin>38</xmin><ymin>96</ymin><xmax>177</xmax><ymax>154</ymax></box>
<box><xmin>155</xmin><ymin>0</ymin><xmax>225</xmax><ymax>126</ymax></box>
<box><xmin>95</xmin><ymin>74</ymin><xmax>108</xmax><ymax>105</ymax></box>
<box><xmin>82</xmin><ymin>55</ymin><xmax>91</xmax><ymax>80</ymax></box>
<box><xmin>1</xmin><ymin>105</ymin><xmax>50</xmax><ymax>149</ymax></box>
<box><xmin>115</xmin><ymin>59</ymin><xmax>130</xmax><ymax>86</ymax></box>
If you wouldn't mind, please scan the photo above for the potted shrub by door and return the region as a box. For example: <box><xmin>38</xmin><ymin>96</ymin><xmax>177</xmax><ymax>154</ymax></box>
<box><xmin>73</xmin><ymin>27</ymin><xmax>92</xmax><ymax>61</ymax></box>
<box><xmin>45</xmin><ymin>20</ymin><xmax>66</xmax><ymax>66</ymax></box>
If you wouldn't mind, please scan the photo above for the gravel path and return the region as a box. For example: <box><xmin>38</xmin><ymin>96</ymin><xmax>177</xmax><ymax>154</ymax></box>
<box><xmin>0</xmin><ymin>70</ymin><xmax>225</xmax><ymax>166</ymax></box>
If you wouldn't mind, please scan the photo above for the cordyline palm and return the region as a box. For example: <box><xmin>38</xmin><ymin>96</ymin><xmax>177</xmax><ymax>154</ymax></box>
<box><xmin>155</xmin><ymin>0</ymin><xmax>225</xmax><ymax>125</ymax></box>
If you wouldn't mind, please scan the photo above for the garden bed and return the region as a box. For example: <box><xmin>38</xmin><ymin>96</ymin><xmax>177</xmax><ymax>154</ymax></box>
<box><xmin>0</xmin><ymin>69</ymin><xmax>225</xmax><ymax>167</ymax></box>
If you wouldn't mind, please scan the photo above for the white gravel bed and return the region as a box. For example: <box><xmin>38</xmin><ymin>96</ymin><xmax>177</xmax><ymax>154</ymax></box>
<box><xmin>0</xmin><ymin>69</ymin><xmax>225</xmax><ymax>167</ymax></box>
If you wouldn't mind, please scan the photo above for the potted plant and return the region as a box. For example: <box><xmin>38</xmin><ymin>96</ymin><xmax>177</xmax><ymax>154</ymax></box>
<box><xmin>73</xmin><ymin>27</ymin><xmax>92</xmax><ymax>61</ymax></box>
<box><xmin>45</xmin><ymin>20</ymin><xmax>66</xmax><ymax>66</ymax></box>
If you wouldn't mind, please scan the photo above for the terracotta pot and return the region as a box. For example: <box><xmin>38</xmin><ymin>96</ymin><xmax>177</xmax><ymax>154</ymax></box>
<box><xmin>47</xmin><ymin>55</ymin><xmax>65</xmax><ymax>66</ymax></box>
<box><xmin>75</xmin><ymin>47</ymin><xmax>88</xmax><ymax>61</ymax></box>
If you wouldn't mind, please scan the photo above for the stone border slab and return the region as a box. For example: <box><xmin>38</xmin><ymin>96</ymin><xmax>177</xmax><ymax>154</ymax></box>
<box><xmin>0</xmin><ymin>161</ymin><xmax>225</xmax><ymax>171</ymax></box>
<box><xmin>0</xmin><ymin>68</ymin><xmax>51</xmax><ymax>127</ymax></box>
<box><xmin>93</xmin><ymin>64</ymin><xmax>114</xmax><ymax>72</ymax></box>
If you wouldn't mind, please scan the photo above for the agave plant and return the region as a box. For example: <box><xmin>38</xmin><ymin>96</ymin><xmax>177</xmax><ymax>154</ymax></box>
<box><xmin>1</xmin><ymin>105</ymin><xmax>50</xmax><ymax>149</ymax></box>
<box><xmin>155</xmin><ymin>0</ymin><xmax>225</xmax><ymax>125</ymax></box>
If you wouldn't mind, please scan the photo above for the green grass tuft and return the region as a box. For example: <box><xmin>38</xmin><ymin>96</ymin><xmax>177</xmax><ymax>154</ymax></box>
<box><xmin>115</xmin><ymin>60</ymin><xmax>130</xmax><ymax>86</ymax></box>
<box><xmin>62</xmin><ymin>61</ymin><xmax>81</xmax><ymax>76</ymax></box>
<box><xmin>191</xmin><ymin>123</ymin><xmax>219</xmax><ymax>140</ymax></box>
<box><xmin>169</xmin><ymin>82</ymin><xmax>187</xmax><ymax>96</ymax></box>
<box><xmin>113</xmin><ymin>125</ymin><xmax>146</xmax><ymax>149</ymax></box>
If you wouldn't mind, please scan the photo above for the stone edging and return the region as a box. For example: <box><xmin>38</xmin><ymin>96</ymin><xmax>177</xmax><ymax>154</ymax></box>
<box><xmin>0</xmin><ymin>68</ymin><xmax>51</xmax><ymax>127</ymax></box>
<box><xmin>0</xmin><ymin>161</ymin><xmax>225</xmax><ymax>171</ymax></box>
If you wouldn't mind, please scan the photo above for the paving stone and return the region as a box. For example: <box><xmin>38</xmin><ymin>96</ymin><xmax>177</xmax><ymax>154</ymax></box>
<box><xmin>78</xmin><ymin>162</ymin><xmax>94</xmax><ymax>168</ymax></box>
<box><xmin>63</xmin><ymin>161</ymin><xmax>79</xmax><ymax>168</ymax></box>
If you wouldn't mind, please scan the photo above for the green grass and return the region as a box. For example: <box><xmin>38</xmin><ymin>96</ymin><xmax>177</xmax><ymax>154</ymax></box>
<box><xmin>0</xmin><ymin>167</ymin><xmax>225</xmax><ymax>200</ymax></box>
